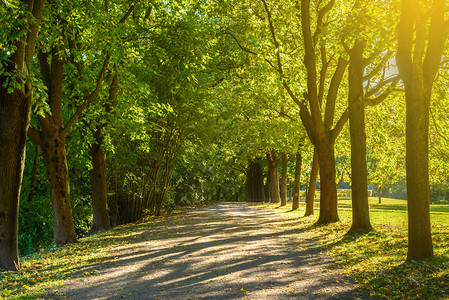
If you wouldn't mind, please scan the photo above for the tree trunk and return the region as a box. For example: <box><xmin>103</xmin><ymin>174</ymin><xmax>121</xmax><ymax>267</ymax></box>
<box><xmin>292</xmin><ymin>152</ymin><xmax>302</xmax><ymax>210</ymax></box>
<box><xmin>405</xmin><ymin>87</ymin><xmax>433</xmax><ymax>260</ymax></box>
<box><xmin>348</xmin><ymin>42</ymin><xmax>372</xmax><ymax>233</ymax></box>
<box><xmin>316</xmin><ymin>137</ymin><xmax>339</xmax><ymax>224</ymax></box>
<box><xmin>40</xmin><ymin>131</ymin><xmax>77</xmax><ymax>244</ymax></box>
<box><xmin>266</xmin><ymin>151</ymin><xmax>280</xmax><ymax>203</ymax></box>
<box><xmin>88</xmin><ymin>72</ymin><xmax>118</xmax><ymax>232</ymax></box>
<box><xmin>280</xmin><ymin>153</ymin><xmax>288</xmax><ymax>206</ymax></box>
<box><xmin>0</xmin><ymin>0</ymin><xmax>46</xmax><ymax>271</ymax></box>
<box><xmin>0</xmin><ymin>90</ymin><xmax>30</xmax><ymax>271</ymax></box>
<box><xmin>288</xmin><ymin>178</ymin><xmax>293</xmax><ymax>202</ymax></box>
<box><xmin>377</xmin><ymin>184</ymin><xmax>382</xmax><ymax>204</ymax></box>
<box><xmin>246</xmin><ymin>160</ymin><xmax>265</xmax><ymax>202</ymax></box>
<box><xmin>396</xmin><ymin>0</ymin><xmax>447</xmax><ymax>260</ymax></box>
<box><xmin>90</xmin><ymin>138</ymin><xmax>111</xmax><ymax>231</ymax></box>
<box><xmin>304</xmin><ymin>151</ymin><xmax>318</xmax><ymax>216</ymax></box>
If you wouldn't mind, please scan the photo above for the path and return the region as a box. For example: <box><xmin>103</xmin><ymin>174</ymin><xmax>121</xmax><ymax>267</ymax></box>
<box><xmin>45</xmin><ymin>203</ymin><xmax>374</xmax><ymax>299</ymax></box>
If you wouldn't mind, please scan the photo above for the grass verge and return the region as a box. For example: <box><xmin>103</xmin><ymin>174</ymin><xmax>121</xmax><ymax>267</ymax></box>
<box><xmin>0</xmin><ymin>208</ymin><xmax>187</xmax><ymax>299</ymax></box>
<box><xmin>254</xmin><ymin>197</ymin><xmax>449</xmax><ymax>299</ymax></box>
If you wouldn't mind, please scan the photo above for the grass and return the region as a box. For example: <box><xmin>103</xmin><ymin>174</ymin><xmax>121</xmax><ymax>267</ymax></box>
<box><xmin>255</xmin><ymin>197</ymin><xmax>449</xmax><ymax>299</ymax></box>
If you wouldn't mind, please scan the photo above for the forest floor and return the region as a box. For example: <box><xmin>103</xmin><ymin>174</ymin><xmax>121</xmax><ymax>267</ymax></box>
<box><xmin>42</xmin><ymin>202</ymin><xmax>374</xmax><ymax>299</ymax></box>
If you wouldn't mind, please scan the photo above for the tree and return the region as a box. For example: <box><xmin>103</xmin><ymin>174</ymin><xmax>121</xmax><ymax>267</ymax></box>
<box><xmin>291</xmin><ymin>149</ymin><xmax>303</xmax><ymax>210</ymax></box>
<box><xmin>87</xmin><ymin>73</ymin><xmax>119</xmax><ymax>232</ymax></box>
<box><xmin>304</xmin><ymin>151</ymin><xmax>318</xmax><ymax>216</ymax></box>
<box><xmin>266</xmin><ymin>150</ymin><xmax>280</xmax><ymax>204</ymax></box>
<box><xmin>26</xmin><ymin>1</ymin><xmax>136</xmax><ymax>244</ymax></box>
<box><xmin>257</xmin><ymin>0</ymin><xmax>349</xmax><ymax>223</ymax></box>
<box><xmin>0</xmin><ymin>0</ymin><xmax>46</xmax><ymax>271</ymax></box>
<box><xmin>342</xmin><ymin>0</ymin><xmax>399</xmax><ymax>233</ymax></box>
<box><xmin>280</xmin><ymin>153</ymin><xmax>288</xmax><ymax>206</ymax></box>
<box><xmin>246</xmin><ymin>159</ymin><xmax>266</xmax><ymax>202</ymax></box>
<box><xmin>396</xmin><ymin>0</ymin><xmax>448</xmax><ymax>260</ymax></box>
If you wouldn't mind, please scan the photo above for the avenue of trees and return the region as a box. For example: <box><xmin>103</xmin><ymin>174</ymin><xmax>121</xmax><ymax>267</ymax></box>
<box><xmin>1</xmin><ymin>0</ymin><xmax>448</xmax><ymax>271</ymax></box>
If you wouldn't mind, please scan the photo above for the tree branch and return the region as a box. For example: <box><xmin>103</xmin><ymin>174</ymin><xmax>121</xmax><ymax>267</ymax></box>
<box><xmin>63</xmin><ymin>54</ymin><xmax>111</xmax><ymax>136</ymax></box>
<box><xmin>224</xmin><ymin>31</ymin><xmax>257</xmax><ymax>56</ymax></box>
<box><xmin>331</xmin><ymin>107</ymin><xmax>348</xmax><ymax>139</ymax></box>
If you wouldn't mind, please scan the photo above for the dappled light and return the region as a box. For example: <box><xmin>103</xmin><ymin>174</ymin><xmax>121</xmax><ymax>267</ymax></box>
<box><xmin>1</xmin><ymin>0</ymin><xmax>449</xmax><ymax>299</ymax></box>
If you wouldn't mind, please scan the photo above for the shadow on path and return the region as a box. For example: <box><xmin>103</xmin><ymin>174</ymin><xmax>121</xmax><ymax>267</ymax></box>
<box><xmin>44</xmin><ymin>202</ymin><xmax>376</xmax><ymax>299</ymax></box>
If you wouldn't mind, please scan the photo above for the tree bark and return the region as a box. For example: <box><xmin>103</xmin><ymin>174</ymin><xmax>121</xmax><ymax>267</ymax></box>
<box><xmin>246</xmin><ymin>160</ymin><xmax>265</xmax><ymax>202</ymax></box>
<box><xmin>280</xmin><ymin>153</ymin><xmax>288</xmax><ymax>206</ymax></box>
<box><xmin>90</xmin><ymin>137</ymin><xmax>111</xmax><ymax>231</ymax></box>
<box><xmin>304</xmin><ymin>151</ymin><xmax>318</xmax><ymax>216</ymax></box>
<box><xmin>315</xmin><ymin>137</ymin><xmax>339</xmax><ymax>224</ymax></box>
<box><xmin>348</xmin><ymin>42</ymin><xmax>372</xmax><ymax>233</ymax></box>
<box><xmin>39</xmin><ymin>131</ymin><xmax>78</xmax><ymax>244</ymax></box>
<box><xmin>404</xmin><ymin>85</ymin><xmax>433</xmax><ymax>260</ymax></box>
<box><xmin>292</xmin><ymin>152</ymin><xmax>302</xmax><ymax>210</ymax></box>
<box><xmin>0</xmin><ymin>0</ymin><xmax>46</xmax><ymax>271</ymax></box>
<box><xmin>266</xmin><ymin>151</ymin><xmax>280</xmax><ymax>204</ymax></box>
<box><xmin>0</xmin><ymin>89</ymin><xmax>30</xmax><ymax>271</ymax></box>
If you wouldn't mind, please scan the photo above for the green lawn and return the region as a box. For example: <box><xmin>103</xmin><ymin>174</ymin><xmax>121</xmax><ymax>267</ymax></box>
<box><xmin>258</xmin><ymin>197</ymin><xmax>449</xmax><ymax>299</ymax></box>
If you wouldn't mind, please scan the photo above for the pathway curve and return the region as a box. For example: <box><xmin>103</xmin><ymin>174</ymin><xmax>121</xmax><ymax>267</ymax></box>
<box><xmin>45</xmin><ymin>202</ymin><xmax>374</xmax><ymax>299</ymax></box>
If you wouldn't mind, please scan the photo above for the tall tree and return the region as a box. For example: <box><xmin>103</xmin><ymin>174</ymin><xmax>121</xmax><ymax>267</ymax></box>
<box><xmin>396</xmin><ymin>0</ymin><xmax>448</xmax><ymax>260</ymax></box>
<box><xmin>27</xmin><ymin>1</ymin><xmax>135</xmax><ymax>244</ymax></box>
<box><xmin>257</xmin><ymin>0</ymin><xmax>349</xmax><ymax>223</ymax></box>
<box><xmin>87</xmin><ymin>73</ymin><xmax>118</xmax><ymax>232</ymax></box>
<box><xmin>0</xmin><ymin>0</ymin><xmax>46</xmax><ymax>271</ymax></box>
<box><xmin>343</xmin><ymin>0</ymin><xmax>399</xmax><ymax>234</ymax></box>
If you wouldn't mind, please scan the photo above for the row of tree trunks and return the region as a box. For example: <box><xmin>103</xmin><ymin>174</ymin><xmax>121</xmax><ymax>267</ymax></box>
<box><xmin>246</xmin><ymin>151</ymin><xmax>304</xmax><ymax>208</ymax></box>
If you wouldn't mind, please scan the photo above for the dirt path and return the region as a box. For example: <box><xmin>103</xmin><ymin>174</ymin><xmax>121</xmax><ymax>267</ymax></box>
<box><xmin>45</xmin><ymin>202</ymin><xmax>374</xmax><ymax>299</ymax></box>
